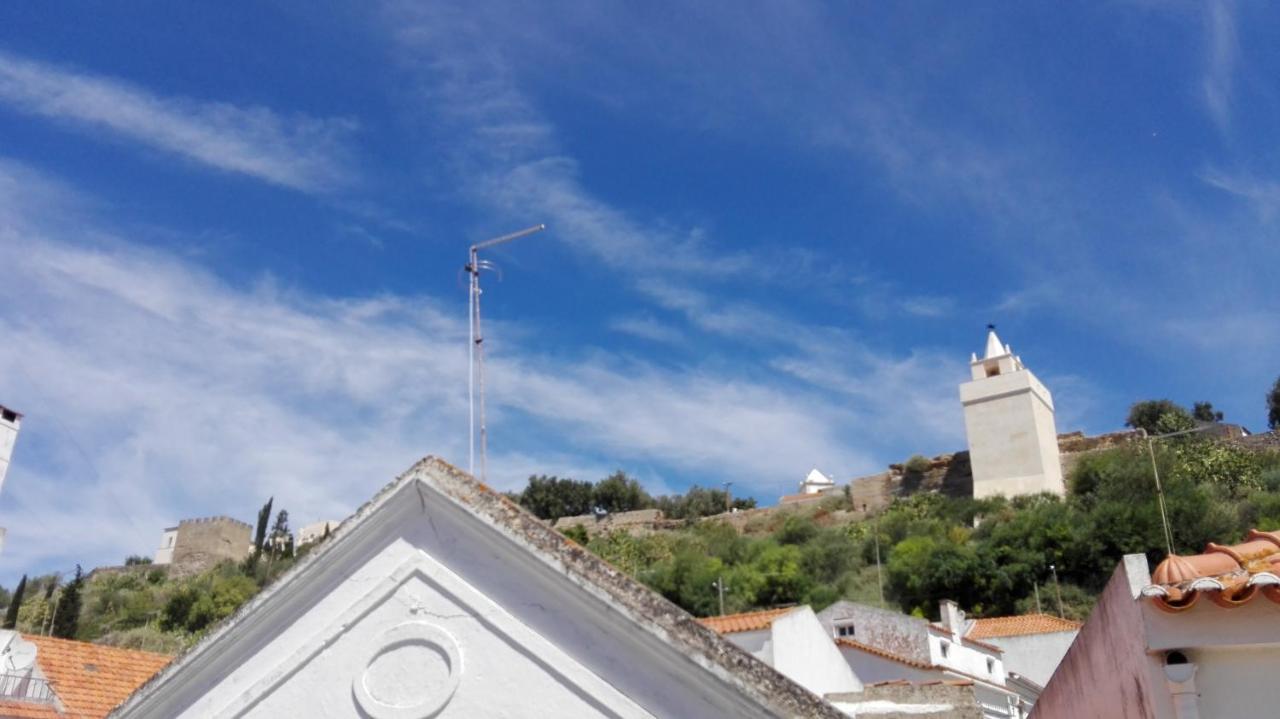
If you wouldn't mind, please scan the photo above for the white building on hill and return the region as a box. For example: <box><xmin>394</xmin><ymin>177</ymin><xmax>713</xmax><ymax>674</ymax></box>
<box><xmin>959</xmin><ymin>327</ymin><xmax>1064</xmax><ymax>499</ymax></box>
<box><xmin>800</xmin><ymin>468</ymin><xmax>837</xmax><ymax>495</ymax></box>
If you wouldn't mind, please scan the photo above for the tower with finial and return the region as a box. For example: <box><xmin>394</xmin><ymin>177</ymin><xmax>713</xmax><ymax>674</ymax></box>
<box><xmin>0</xmin><ymin>403</ymin><xmax>21</xmax><ymax>553</ymax></box>
<box><xmin>959</xmin><ymin>326</ymin><xmax>1064</xmax><ymax>498</ymax></box>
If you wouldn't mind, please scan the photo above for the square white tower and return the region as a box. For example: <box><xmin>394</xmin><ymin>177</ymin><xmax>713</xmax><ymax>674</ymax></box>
<box><xmin>959</xmin><ymin>328</ymin><xmax>1063</xmax><ymax>499</ymax></box>
<box><xmin>0</xmin><ymin>404</ymin><xmax>21</xmax><ymax>554</ymax></box>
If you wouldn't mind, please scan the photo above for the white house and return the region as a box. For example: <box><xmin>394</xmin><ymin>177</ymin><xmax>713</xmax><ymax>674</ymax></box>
<box><xmin>702</xmin><ymin>601</ymin><xmax>1036</xmax><ymax>718</ymax></box>
<box><xmin>799</xmin><ymin>468</ymin><xmax>837</xmax><ymax>495</ymax></box>
<box><xmin>1035</xmin><ymin>529</ymin><xmax>1280</xmax><ymax>718</ymax></box>
<box><xmin>113</xmin><ymin>457</ymin><xmax>842</xmax><ymax>719</ymax></box>
<box><xmin>296</xmin><ymin>519</ymin><xmax>339</xmax><ymax>547</ymax></box>
<box><xmin>959</xmin><ymin>327</ymin><xmax>1064</xmax><ymax>499</ymax></box>
<box><xmin>816</xmin><ymin>600</ymin><xmax>1039</xmax><ymax>719</ymax></box>
<box><xmin>965</xmin><ymin>614</ymin><xmax>1080</xmax><ymax>688</ymax></box>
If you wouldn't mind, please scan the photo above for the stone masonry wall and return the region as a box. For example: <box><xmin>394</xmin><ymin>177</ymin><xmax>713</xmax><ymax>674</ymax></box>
<box><xmin>170</xmin><ymin>516</ymin><xmax>253</xmax><ymax>577</ymax></box>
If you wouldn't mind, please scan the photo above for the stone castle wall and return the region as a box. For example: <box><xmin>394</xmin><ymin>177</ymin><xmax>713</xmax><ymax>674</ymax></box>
<box><xmin>170</xmin><ymin>516</ymin><xmax>253</xmax><ymax>577</ymax></box>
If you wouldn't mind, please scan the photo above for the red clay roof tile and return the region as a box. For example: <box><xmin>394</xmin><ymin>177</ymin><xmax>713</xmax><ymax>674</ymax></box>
<box><xmin>697</xmin><ymin>607</ymin><xmax>797</xmax><ymax>634</ymax></box>
<box><xmin>966</xmin><ymin>614</ymin><xmax>1082</xmax><ymax>639</ymax></box>
<box><xmin>23</xmin><ymin>635</ymin><xmax>170</xmax><ymax>719</ymax></box>
<box><xmin>1146</xmin><ymin>527</ymin><xmax>1280</xmax><ymax>612</ymax></box>
<box><xmin>836</xmin><ymin>638</ymin><xmax>935</xmax><ymax>670</ymax></box>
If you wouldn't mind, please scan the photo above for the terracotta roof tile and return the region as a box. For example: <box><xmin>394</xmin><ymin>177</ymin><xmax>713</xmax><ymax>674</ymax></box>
<box><xmin>696</xmin><ymin>607</ymin><xmax>797</xmax><ymax>634</ymax></box>
<box><xmin>966</xmin><ymin>614</ymin><xmax>1082</xmax><ymax>639</ymax></box>
<box><xmin>0</xmin><ymin>700</ymin><xmax>63</xmax><ymax>719</ymax></box>
<box><xmin>1144</xmin><ymin>528</ymin><xmax>1280</xmax><ymax>612</ymax></box>
<box><xmin>23</xmin><ymin>635</ymin><xmax>170</xmax><ymax>718</ymax></box>
<box><xmin>835</xmin><ymin>638</ymin><xmax>935</xmax><ymax>670</ymax></box>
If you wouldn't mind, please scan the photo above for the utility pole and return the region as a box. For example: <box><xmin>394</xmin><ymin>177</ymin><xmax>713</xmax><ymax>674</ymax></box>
<box><xmin>722</xmin><ymin>482</ymin><xmax>733</xmax><ymax>513</ymax></box>
<box><xmin>1033</xmin><ymin>580</ymin><xmax>1042</xmax><ymax>614</ymax></box>
<box><xmin>1049</xmin><ymin>564</ymin><xmax>1064</xmax><ymax>619</ymax></box>
<box><xmin>865</xmin><ymin>504</ymin><xmax>884</xmax><ymax>608</ymax></box>
<box><xmin>466</xmin><ymin>224</ymin><xmax>546</xmax><ymax>483</ymax></box>
<box><xmin>711</xmin><ymin>577</ymin><xmax>727</xmax><ymax>616</ymax></box>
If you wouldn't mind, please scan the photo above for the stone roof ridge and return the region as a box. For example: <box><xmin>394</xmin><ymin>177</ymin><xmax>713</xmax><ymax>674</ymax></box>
<box><xmin>114</xmin><ymin>456</ymin><xmax>843</xmax><ymax>718</ymax></box>
<box><xmin>1142</xmin><ymin>528</ymin><xmax>1280</xmax><ymax>612</ymax></box>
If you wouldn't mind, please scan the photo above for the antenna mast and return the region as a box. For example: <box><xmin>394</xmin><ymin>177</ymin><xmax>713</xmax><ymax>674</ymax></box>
<box><xmin>466</xmin><ymin>224</ymin><xmax>546</xmax><ymax>482</ymax></box>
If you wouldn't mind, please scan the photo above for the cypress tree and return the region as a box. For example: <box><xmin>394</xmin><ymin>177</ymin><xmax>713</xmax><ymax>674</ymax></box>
<box><xmin>3</xmin><ymin>574</ymin><xmax>26</xmax><ymax>629</ymax></box>
<box><xmin>51</xmin><ymin>566</ymin><xmax>84</xmax><ymax>639</ymax></box>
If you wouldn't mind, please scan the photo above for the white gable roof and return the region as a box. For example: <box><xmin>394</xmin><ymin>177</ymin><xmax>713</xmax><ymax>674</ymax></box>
<box><xmin>113</xmin><ymin>457</ymin><xmax>840</xmax><ymax>719</ymax></box>
<box><xmin>803</xmin><ymin>468</ymin><xmax>835</xmax><ymax>487</ymax></box>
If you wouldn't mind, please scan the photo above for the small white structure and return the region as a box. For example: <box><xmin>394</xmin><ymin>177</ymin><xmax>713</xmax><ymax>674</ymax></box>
<box><xmin>959</xmin><ymin>327</ymin><xmax>1064</xmax><ymax>499</ymax></box>
<box><xmin>800</xmin><ymin>468</ymin><xmax>836</xmax><ymax>495</ymax></box>
<box><xmin>297</xmin><ymin>520</ymin><xmax>340</xmax><ymax>547</ymax></box>
<box><xmin>0</xmin><ymin>404</ymin><xmax>21</xmax><ymax>554</ymax></box>
<box><xmin>115</xmin><ymin>457</ymin><xmax>842</xmax><ymax>718</ymax></box>
<box><xmin>154</xmin><ymin>526</ymin><xmax>179</xmax><ymax>565</ymax></box>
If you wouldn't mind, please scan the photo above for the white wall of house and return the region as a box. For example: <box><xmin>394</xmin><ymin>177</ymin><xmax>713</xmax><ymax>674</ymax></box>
<box><xmin>770</xmin><ymin>607</ymin><xmax>861</xmax><ymax>696</ymax></box>
<box><xmin>928</xmin><ymin>632</ymin><xmax>1005</xmax><ymax>685</ymax></box>
<box><xmin>984</xmin><ymin>631</ymin><xmax>1075</xmax><ymax>687</ymax></box>
<box><xmin>153</xmin><ymin>528</ymin><xmax>178</xmax><ymax>565</ymax></box>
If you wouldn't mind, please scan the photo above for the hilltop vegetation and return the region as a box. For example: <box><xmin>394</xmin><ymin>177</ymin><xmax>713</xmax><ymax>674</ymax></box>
<box><xmin>578</xmin><ymin>437</ymin><xmax>1280</xmax><ymax>621</ymax></box>
<box><xmin>2</xmin><ymin>430</ymin><xmax>1278</xmax><ymax>649</ymax></box>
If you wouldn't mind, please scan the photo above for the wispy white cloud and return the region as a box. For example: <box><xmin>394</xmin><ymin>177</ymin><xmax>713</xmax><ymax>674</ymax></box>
<box><xmin>609</xmin><ymin>315</ymin><xmax>683</xmax><ymax>344</ymax></box>
<box><xmin>0</xmin><ymin>49</ymin><xmax>357</xmax><ymax>192</ymax></box>
<box><xmin>1202</xmin><ymin>0</ymin><xmax>1239</xmax><ymax>133</ymax></box>
<box><xmin>0</xmin><ymin>160</ymin><xmax>921</xmax><ymax>583</ymax></box>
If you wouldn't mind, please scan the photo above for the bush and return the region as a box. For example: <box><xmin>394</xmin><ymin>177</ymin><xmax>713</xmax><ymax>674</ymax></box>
<box><xmin>903</xmin><ymin>455</ymin><xmax>932</xmax><ymax>475</ymax></box>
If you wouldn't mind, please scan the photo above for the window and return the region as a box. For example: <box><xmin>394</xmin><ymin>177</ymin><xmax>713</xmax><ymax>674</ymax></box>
<box><xmin>1</xmin><ymin>409</ymin><xmax>15</xmax><ymax>422</ymax></box>
<box><xmin>987</xmin><ymin>658</ymin><xmax>996</xmax><ymax>674</ymax></box>
<box><xmin>940</xmin><ymin>641</ymin><xmax>949</xmax><ymax>659</ymax></box>
<box><xmin>834</xmin><ymin>622</ymin><xmax>855</xmax><ymax>638</ymax></box>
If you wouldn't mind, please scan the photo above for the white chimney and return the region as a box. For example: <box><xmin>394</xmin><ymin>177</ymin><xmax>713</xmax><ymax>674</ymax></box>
<box><xmin>940</xmin><ymin>599</ymin><xmax>965</xmax><ymax>642</ymax></box>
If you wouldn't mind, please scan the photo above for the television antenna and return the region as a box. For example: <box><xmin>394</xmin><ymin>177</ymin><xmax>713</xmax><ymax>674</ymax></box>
<box><xmin>1</xmin><ymin>633</ymin><xmax>37</xmax><ymax>673</ymax></box>
<box><xmin>466</xmin><ymin>224</ymin><xmax>546</xmax><ymax>483</ymax></box>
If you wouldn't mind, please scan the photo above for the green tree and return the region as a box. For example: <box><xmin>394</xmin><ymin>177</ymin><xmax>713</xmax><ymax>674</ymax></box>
<box><xmin>247</xmin><ymin>497</ymin><xmax>273</xmax><ymax>571</ymax></box>
<box><xmin>1126</xmin><ymin>400</ymin><xmax>1194</xmax><ymax>435</ymax></box>
<box><xmin>515</xmin><ymin>475</ymin><xmax>595</xmax><ymax>521</ymax></box>
<box><xmin>592</xmin><ymin>471</ymin><xmax>653</xmax><ymax>514</ymax></box>
<box><xmin>4</xmin><ymin>574</ymin><xmax>26</xmax><ymax>629</ymax></box>
<box><xmin>1192</xmin><ymin>401</ymin><xmax>1223</xmax><ymax>423</ymax></box>
<box><xmin>269</xmin><ymin>510</ymin><xmax>292</xmax><ymax>558</ymax></box>
<box><xmin>1269</xmin><ymin>376</ymin><xmax>1280</xmax><ymax>430</ymax></box>
<box><xmin>561</xmin><ymin>524</ymin><xmax>590</xmax><ymax>544</ymax></box>
<box><xmin>51</xmin><ymin>566</ymin><xmax>84</xmax><ymax>639</ymax></box>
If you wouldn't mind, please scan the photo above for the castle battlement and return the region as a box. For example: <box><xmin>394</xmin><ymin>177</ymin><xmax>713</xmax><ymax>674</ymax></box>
<box><xmin>178</xmin><ymin>516</ymin><xmax>252</xmax><ymax>530</ymax></box>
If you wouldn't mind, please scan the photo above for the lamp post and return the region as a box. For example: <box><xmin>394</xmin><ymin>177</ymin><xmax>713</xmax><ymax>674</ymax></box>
<box><xmin>1049</xmin><ymin>564</ymin><xmax>1064</xmax><ymax>619</ymax></box>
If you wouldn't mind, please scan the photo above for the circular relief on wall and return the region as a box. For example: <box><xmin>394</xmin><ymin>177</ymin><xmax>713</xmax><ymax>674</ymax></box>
<box><xmin>352</xmin><ymin>622</ymin><xmax>462</xmax><ymax>719</ymax></box>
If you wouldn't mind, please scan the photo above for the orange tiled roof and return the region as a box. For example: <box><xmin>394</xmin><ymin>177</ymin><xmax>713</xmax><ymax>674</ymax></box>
<box><xmin>0</xmin><ymin>700</ymin><xmax>63</xmax><ymax>719</ymax></box>
<box><xmin>967</xmin><ymin>613</ymin><xmax>1082</xmax><ymax>639</ymax></box>
<box><xmin>1142</xmin><ymin>528</ymin><xmax>1280</xmax><ymax>612</ymax></box>
<box><xmin>23</xmin><ymin>635</ymin><xmax>171</xmax><ymax>719</ymax></box>
<box><xmin>697</xmin><ymin>607</ymin><xmax>797</xmax><ymax>634</ymax></box>
<box><xmin>835</xmin><ymin>638</ymin><xmax>935</xmax><ymax>670</ymax></box>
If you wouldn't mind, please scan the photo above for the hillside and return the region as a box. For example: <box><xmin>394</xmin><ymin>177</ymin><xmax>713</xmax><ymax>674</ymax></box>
<box><xmin>3</xmin><ymin>434</ymin><xmax>1278</xmax><ymax>650</ymax></box>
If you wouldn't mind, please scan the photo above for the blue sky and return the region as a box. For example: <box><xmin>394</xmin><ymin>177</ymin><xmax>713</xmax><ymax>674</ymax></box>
<box><xmin>1</xmin><ymin>1</ymin><xmax>1277</xmax><ymax>584</ymax></box>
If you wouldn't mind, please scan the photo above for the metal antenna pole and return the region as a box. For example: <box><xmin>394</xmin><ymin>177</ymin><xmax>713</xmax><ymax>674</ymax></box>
<box><xmin>466</xmin><ymin>225</ymin><xmax>546</xmax><ymax>483</ymax></box>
